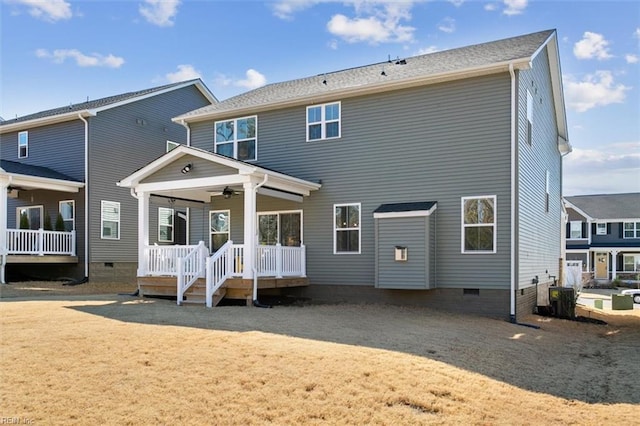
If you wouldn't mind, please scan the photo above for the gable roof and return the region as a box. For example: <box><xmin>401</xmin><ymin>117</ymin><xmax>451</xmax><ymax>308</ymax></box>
<box><xmin>563</xmin><ymin>193</ymin><xmax>640</xmax><ymax>220</ymax></box>
<box><xmin>175</xmin><ymin>29</ymin><xmax>561</xmax><ymax>120</ymax></box>
<box><xmin>0</xmin><ymin>79</ymin><xmax>217</xmax><ymax>134</ymax></box>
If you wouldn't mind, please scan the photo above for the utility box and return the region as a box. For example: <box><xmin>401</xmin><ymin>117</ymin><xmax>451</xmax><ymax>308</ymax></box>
<box><xmin>611</xmin><ymin>294</ymin><xmax>633</xmax><ymax>310</ymax></box>
<box><xmin>549</xmin><ymin>286</ymin><xmax>575</xmax><ymax>319</ymax></box>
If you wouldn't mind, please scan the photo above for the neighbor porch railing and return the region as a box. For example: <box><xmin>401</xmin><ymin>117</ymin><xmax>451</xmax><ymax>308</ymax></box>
<box><xmin>5</xmin><ymin>229</ymin><xmax>76</xmax><ymax>256</ymax></box>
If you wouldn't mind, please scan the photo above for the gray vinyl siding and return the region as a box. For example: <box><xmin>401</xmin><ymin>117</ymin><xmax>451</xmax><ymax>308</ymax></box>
<box><xmin>375</xmin><ymin>216</ymin><xmax>430</xmax><ymax>290</ymax></box>
<box><xmin>88</xmin><ymin>86</ymin><xmax>211</xmax><ymax>262</ymax></box>
<box><xmin>143</xmin><ymin>155</ymin><xmax>236</xmax><ymax>183</ymax></box>
<box><xmin>191</xmin><ymin>73</ymin><xmax>513</xmax><ymax>290</ymax></box>
<box><xmin>0</xmin><ymin>120</ymin><xmax>85</xmax><ymax>181</ymax></box>
<box><xmin>516</xmin><ymin>46</ymin><xmax>563</xmax><ymax>290</ymax></box>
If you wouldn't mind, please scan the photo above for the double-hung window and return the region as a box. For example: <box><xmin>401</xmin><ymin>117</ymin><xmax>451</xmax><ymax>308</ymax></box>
<box><xmin>623</xmin><ymin>255</ymin><xmax>640</xmax><ymax>272</ymax></box>
<box><xmin>307</xmin><ymin>102</ymin><xmax>340</xmax><ymax>141</ymax></box>
<box><xmin>462</xmin><ymin>196</ymin><xmax>496</xmax><ymax>253</ymax></box>
<box><xmin>59</xmin><ymin>200</ymin><xmax>75</xmax><ymax>231</ymax></box>
<box><xmin>210</xmin><ymin>210</ymin><xmax>230</xmax><ymax>252</ymax></box>
<box><xmin>215</xmin><ymin>116</ymin><xmax>257</xmax><ymax>161</ymax></box>
<box><xmin>624</xmin><ymin>222</ymin><xmax>640</xmax><ymax>239</ymax></box>
<box><xmin>596</xmin><ymin>223</ymin><xmax>607</xmax><ymax>235</ymax></box>
<box><xmin>101</xmin><ymin>201</ymin><xmax>120</xmax><ymax>239</ymax></box>
<box><xmin>18</xmin><ymin>131</ymin><xmax>28</xmax><ymax>158</ymax></box>
<box><xmin>569</xmin><ymin>221</ymin><xmax>583</xmax><ymax>239</ymax></box>
<box><xmin>334</xmin><ymin>203</ymin><xmax>360</xmax><ymax>254</ymax></box>
<box><xmin>158</xmin><ymin>207</ymin><xmax>174</xmax><ymax>243</ymax></box>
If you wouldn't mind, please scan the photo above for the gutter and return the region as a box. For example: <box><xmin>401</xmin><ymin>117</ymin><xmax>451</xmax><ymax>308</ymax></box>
<box><xmin>177</xmin><ymin>119</ymin><xmax>191</xmax><ymax>147</ymax></box>
<box><xmin>78</xmin><ymin>114</ymin><xmax>89</xmax><ymax>279</ymax></box>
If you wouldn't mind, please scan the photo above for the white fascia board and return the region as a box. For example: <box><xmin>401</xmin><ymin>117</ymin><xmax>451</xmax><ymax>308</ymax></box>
<box><xmin>1</xmin><ymin>173</ymin><xmax>84</xmax><ymax>193</ymax></box>
<box><xmin>135</xmin><ymin>174</ymin><xmax>249</xmax><ymax>193</ymax></box>
<box><xmin>373</xmin><ymin>205</ymin><xmax>437</xmax><ymax>219</ymax></box>
<box><xmin>175</xmin><ymin>59</ymin><xmax>533</xmax><ymax>124</ymax></box>
<box><xmin>257</xmin><ymin>187</ymin><xmax>303</xmax><ymax>203</ymax></box>
<box><xmin>594</xmin><ymin>218</ymin><xmax>640</xmax><ymax>223</ymax></box>
<box><xmin>254</xmin><ymin>172</ymin><xmax>321</xmax><ymax>194</ymax></box>
<box><xmin>0</xmin><ymin>110</ymin><xmax>95</xmax><ymax>134</ymax></box>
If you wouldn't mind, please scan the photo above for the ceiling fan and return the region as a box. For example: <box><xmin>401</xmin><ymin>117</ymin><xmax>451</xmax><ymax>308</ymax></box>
<box><xmin>222</xmin><ymin>186</ymin><xmax>241</xmax><ymax>199</ymax></box>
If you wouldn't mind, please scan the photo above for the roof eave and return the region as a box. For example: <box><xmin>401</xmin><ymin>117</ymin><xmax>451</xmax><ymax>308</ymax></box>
<box><xmin>0</xmin><ymin>110</ymin><xmax>96</xmax><ymax>134</ymax></box>
<box><xmin>175</xmin><ymin>58</ymin><xmax>534</xmax><ymax>124</ymax></box>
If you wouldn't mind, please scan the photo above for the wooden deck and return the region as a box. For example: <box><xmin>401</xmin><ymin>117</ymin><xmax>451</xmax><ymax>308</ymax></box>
<box><xmin>137</xmin><ymin>276</ymin><xmax>309</xmax><ymax>306</ymax></box>
<box><xmin>6</xmin><ymin>254</ymin><xmax>78</xmax><ymax>264</ymax></box>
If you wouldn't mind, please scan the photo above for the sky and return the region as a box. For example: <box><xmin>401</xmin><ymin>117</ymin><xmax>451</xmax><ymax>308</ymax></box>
<box><xmin>0</xmin><ymin>0</ymin><xmax>638</xmax><ymax>196</ymax></box>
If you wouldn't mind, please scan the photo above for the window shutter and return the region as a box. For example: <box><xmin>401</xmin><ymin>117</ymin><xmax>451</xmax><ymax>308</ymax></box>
<box><xmin>565</xmin><ymin>223</ymin><xmax>570</xmax><ymax>237</ymax></box>
<box><xmin>591</xmin><ymin>223</ymin><xmax>596</xmax><ymax>234</ymax></box>
<box><xmin>582</xmin><ymin>222</ymin><xmax>587</xmax><ymax>238</ymax></box>
<box><xmin>619</xmin><ymin>223</ymin><xmax>624</xmax><ymax>238</ymax></box>
<box><xmin>607</xmin><ymin>223</ymin><xmax>611</xmax><ymax>234</ymax></box>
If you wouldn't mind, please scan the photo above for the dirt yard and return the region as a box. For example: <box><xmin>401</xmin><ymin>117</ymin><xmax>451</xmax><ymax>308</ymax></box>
<box><xmin>1</xmin><ymin>281</ymin><xmax>638</xmax><ymax>425</ymax></box>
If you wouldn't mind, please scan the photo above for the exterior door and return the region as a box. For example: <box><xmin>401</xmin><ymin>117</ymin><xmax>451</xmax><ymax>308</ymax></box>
<box><xmin>595</xmin><ymin>252</ymin><xmax>608</xmax><ymax>280</ymax></box>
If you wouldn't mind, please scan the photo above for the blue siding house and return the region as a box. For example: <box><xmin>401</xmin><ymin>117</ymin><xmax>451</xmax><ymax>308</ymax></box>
<box><xmin>119</xmin><ymin>29</ymin><xmax>571</xmax><ymax>319</ymax></box>
<box><xmin>564</xmin><ymin>193</ymin><xmax>640</xmax><ymax>283</ymax></box>
<box><xmin>0</xmin><ymin>80</ymin><xmax>216</xmax><ymax>284</ymax></box>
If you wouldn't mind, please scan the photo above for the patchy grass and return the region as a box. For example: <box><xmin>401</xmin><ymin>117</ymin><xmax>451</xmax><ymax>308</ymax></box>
<box><xmin>0</xmin><ymin>283</ymin><xmax>638</xmax><ymax>424</ymax></box>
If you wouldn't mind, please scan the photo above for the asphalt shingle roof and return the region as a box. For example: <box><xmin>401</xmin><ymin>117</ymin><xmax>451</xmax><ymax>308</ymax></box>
<box><xmin>564</xmin><ymin>193</ymin><xmax>640</xmax><ymax>220</ymax></box>
<box><xmin>374</xmin><ymin>202</ymin><xmax>437</xmax><ymax>213</ymax></box>
<box><xmin>180</xmin><ymin>29</ymin><xmax>555</xmax><ymax>118</ymax></box>
<box><xmin>0</xmin><ymin>79</ymin><xmax>203</xmax><ymax>125</ymax></box>
<box><xmin>0</xmin><ymin>159</ymin><xmax>82</xmax><ymax>182</ymax></box>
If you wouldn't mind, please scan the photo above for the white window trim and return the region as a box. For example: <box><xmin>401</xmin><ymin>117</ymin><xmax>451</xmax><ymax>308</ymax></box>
<box><xmin>623</xmin><ymin>254</ymin><xmax>640</xmax><ymax>272</ymax></box>
<box><xmin>101</xmin><ymin>200</ymin><xmax>120</xmax><ymax>240</ymax></box>
<box><xmin>596</xmin><ymin>223</ymin><xmax>607</xmax><ymax>235</ymax></box>
<box><xmin>333</xmin><ymin>202</ymin><xmax>361</xmax><ymax>255</ymax></box>
<box><xmin>623</xmin><ymin>222</ymin><xmax>640</xmax><ymax>239</ymax></box>
<box><xmin>306</xmin><ymin>101</ymin><xmax>341</xmax><ymax>142</ymax></box>
<box><xmin>257</xmin><ymin>210</ymin><xmax>304</xmax><ymax>246</ymax></box>
<box><xmin>461</xmin><ymin>195</ymin><xmax>497</xmax><ymax>254</ymax></box>
<box><xmin>214</xmin><ymin>115</ymin><xmax>258</xmax><ymax>161</ymax></box>
<box><xmin>158</xmin><ymin>207</ymin><xmax>174</xmax><ymax>243</ymax></box>
<box><xmin>209</xmin><ymin>210</ymin><xmax>231</xmax><ymax>251</ymax></box>
<box><xmin>16</xmin><ymin>205</ymin><xmax>43</xmax><ymax>229</ymax></box>
<box><xmin>166</xmin><ymin>140</ymin><xmax>180</xmax><ymax>152</ymax></box>
<box><xmin>569</xmin><ymin>221</ymin><xmax>585</xmax><ymax>240</ymax></box>
<box><xmin>18</xmin><ymin>131</ymin><xmax>28</xmax><ymax>158</ymax></box>
<box><xmin>59</xmin><ymin>200</ymin><xmax>75</xmax><ymax>231</ymax></box>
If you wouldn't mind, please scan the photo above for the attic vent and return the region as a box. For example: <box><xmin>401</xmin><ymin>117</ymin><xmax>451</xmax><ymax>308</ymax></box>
<box><xmin>395</xmin><ymin>59</ymin><xmax>407</xmax><ymax>65</ymax></box>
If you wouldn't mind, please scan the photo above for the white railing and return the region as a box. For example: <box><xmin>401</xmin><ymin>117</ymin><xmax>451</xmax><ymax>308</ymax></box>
<box><xmin>205</xmin><ymin>240</ymin><xmax>235</xmax><ymax>308</ymax></box>
<box><xmin>145</xmin><ymin>243</ymin><xmax>203</xmax><ymax>276</ymax></box>
<box><xmin>176</xmin><ymin>241</ymin><xmax>208</xmax><ymax>305</ymax></box>
<box><xmin>5</xmin><ymin>229</ymin><xmax>76</xmax><ymax>256</ymax></box>
<box><xmin>256</xmin><ymin>244</ymin><xmax>306</xmax><ymax>277</ymax></box>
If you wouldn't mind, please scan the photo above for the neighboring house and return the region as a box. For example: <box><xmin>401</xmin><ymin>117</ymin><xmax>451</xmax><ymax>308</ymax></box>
<box><xmin>563</xmin><ymin>193</ymin><xmax>640</xmax><ymax>283</ymax></box>
<box><xmin>0</xmin><ymin>80</ymin><xmax>216</xmax><ymax>283</ymax></box>
<box><xmin>118</xmin><ymin>29</ymin><xmax>571</xmax><ymax>320</ymax></box>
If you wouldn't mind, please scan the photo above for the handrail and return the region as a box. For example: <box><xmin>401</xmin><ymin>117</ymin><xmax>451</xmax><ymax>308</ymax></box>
<box><xmin>206</xmin><ymin>240</ymin><xmax>235</xmax><ymax>308</ymax></box>
<box><xmin>176</xmin><ymin>241</ymin><xmax>207</xmax><ymax>305</ymax></box>
<box><xmin>5</xmin><ymin>229</ymin><xmax>76</xmax><ymax>256</ymax></box>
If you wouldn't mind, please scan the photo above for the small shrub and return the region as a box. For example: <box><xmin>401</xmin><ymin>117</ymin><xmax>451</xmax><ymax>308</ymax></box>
<box><xmin>44</xmin><ymin>214</ymin><xmax>53</xmax><ymax>231</ymax></box>
<box><xmin>55</xmin><ymin>213</ymin><xmax>66</xmax><ymax>232</ymax></box>
<box><xmin>19</xmin><ymin>212</ymin><xmax>29</xmax><ymax>229</ymax></box>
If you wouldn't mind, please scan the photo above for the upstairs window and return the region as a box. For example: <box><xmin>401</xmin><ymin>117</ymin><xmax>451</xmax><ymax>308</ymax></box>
<box><xmin>462</xmin><ymin>196</ymin><xmax>496</xmax><ymax>253</ymax></box>
<box><xmin>307</xmin><ymin>102</ymin><xmax>340</xmax><ymax>141</ymax></box>
<box><xmin>215</xmin><ymin>116</ymin><xmax>257</xmax><ymax>161</ymax></box>
<box><xmin>624</xmin><ymin>222</ymin><xmax>640</xmax><ymax>239</ymax></box>
<box><xmin>18</xmin><ymin>131</ymin><xmax>28</xmax><ymax>158</ymax></box>
<box><xmin>596</xmin><ymin>223</ymin><xmax>607</xmax><ymax>235</ymax></box>
<box><xmin>166</xmin><ymin>140</ymin><xmax>180</xmax><ymax>152</ymax></box>
<box><xmin>569</xmin><ymin>221</ymin><xmax>584</xmax><ymax>239</ymax></box>
<box><xmin>158</xmin><ymin>207</ymin><xmax>174</xmax><ymax>243</ymax></box>
<box><xmin>526</xmin><ymin>90</ymin><xmax>533</xmax><ymax>145</ymax></box>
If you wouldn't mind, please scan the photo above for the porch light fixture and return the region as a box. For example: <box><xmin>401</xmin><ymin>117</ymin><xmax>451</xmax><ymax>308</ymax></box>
<box><xmin>181</xmin><ymin>163</ymin><xmax>192</xmax><ymax>174</ymax></box>
<box><xmin>222</xmin><ymin>186</ymin><xmax>234</xmax><ymax>199</ymax></box>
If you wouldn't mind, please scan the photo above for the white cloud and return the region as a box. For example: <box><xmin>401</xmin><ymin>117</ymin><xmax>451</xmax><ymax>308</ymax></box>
<box><xmin>35</xmin><ymin>48</ymin><xmax>125</xmax><ymax>68</ymax></box>
<box><xmin>236</xmin><ymin>69</ymin><xmax>267</xmax><ymax>90</ymax></box>
<box><xmin>563</xmin><ymin>143</ymin><xmax>640</xmax><ymax>195</ymax></box>
<box><xmin>8</xmin><ymin>0</ymin><xmax>72</xmax><ymax>21</ymax></box>
<box><xmin>437</xmin><ymin>17</ymin><xmax>455</xmax><ymax>34</ymax></box>
<box><xmin>415</xmin><ymin>46</ymin><xmax>439</xmax><ymax>56</ymax></box>
<box><xmin>328</xmin><ymin>39</ymin><xmax>339</xmax><ymax>50</ymax></box>
<box><xmin>272</xmin><ymin>0</ymin><xmax>321</xmax><ymax>20</ymax></box>
<box><xmin>327</xmin><ymin>2</ymin><xmax>415</xmax><ymax>44</ymax></box>
<box><xmin>563</xmin><ymin>71</ymin><xmax>629</xmax><ymax>112</ymax></box>
<box><xmin>503</xmin><ymin>0</ymin><xmax>527</xmax><ymax>16</ymax></box>
<box><xmin>165</xmin><ymin>65</ymin><xmax>201</xmax><ymax>83</ymax></box>
<box><xmin>139</xmin><ymin>0</ymin><xmax>180</xmax><ymax>27</ymax></box>
<box><xmin>626</xmin><ymin>54</ymin><xmax>639</xmax><ymax>64</ymax></box>
<box><xmin>574</xmin><ymin>32</ymin><xmax>613</xmax><ymax>60</ymax></box>
<box><xmin>484</xmin><ymin>3</ymin><xmax>497</xmax><ymax>11</ymax></box>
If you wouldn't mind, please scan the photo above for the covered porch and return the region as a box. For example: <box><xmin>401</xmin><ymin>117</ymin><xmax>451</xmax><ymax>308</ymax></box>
<box><xmin>1</xmin><ymin>160</ymin><xmax>84</xmax><ymax>283</ymax></box>
<box><xmin>117</xmin><ymin>145</ymin><xmax>321</xmax><ymax>306</ymax></box>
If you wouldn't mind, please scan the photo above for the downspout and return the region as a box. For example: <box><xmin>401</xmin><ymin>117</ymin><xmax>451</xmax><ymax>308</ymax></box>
<box><xmin>78</xmin><ymin>114</ymin><xmax>89</xmax><ymax>280</ymax></box>
<box><xmin>0</xmin><ymin>176</ymin><xmax>11</xmax><ymax>284</ymax></box>
<box><xmin>508</xmin><ymin>63</ymin><xmax>517</xmax><ymax>323</ymax></box>
<box><xmin>178</xmin><ymin>119</ymin><xmax>191</xmax><ymax>147</ymax></box>
<box><xmin>252</xmin><ymin>174</ymin><xmax>272</xmax><ymax>308</ymax></box>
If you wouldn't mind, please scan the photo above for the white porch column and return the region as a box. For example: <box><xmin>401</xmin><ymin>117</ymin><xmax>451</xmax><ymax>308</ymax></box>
<box><xmin>0</xmin><ymin>181</ymin><xmax>8</xmax><ymax>284</ymax></box>
<box><xmin>242</xmin><ymin>181</ymin><xmax>256</xmax><ymax>280</ymax></box>
<box><xmin>136</xmin><ymin>191</ymin><xmax>150</xmax><ymax>276</ymax></box>
<box><xmin>611</xmin><ymin>250</ymin><xmax>619</xmax><ymax>281</ymax></box>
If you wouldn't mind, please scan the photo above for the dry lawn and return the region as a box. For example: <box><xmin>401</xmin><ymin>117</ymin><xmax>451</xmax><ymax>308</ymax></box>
<box><xmin>1</xmin><ymin>281</ymin><xmax>639</xmax><ymax>425</ymax></box>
